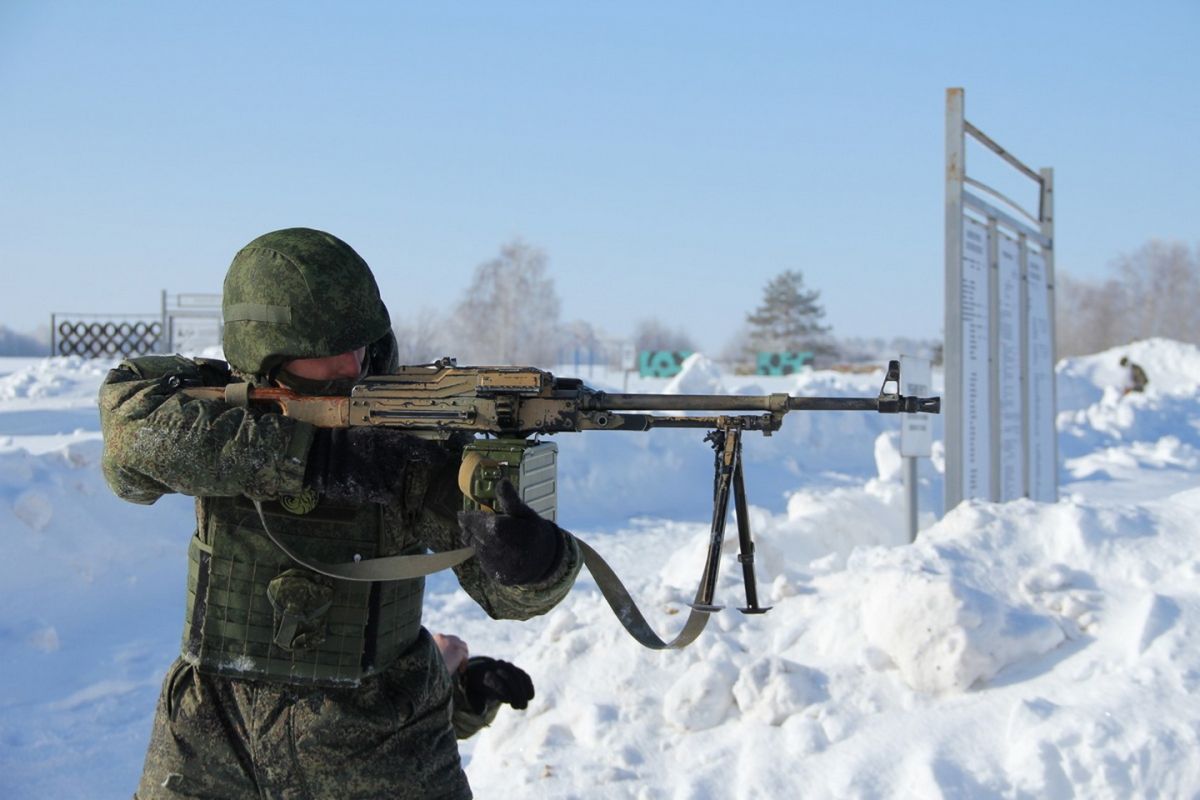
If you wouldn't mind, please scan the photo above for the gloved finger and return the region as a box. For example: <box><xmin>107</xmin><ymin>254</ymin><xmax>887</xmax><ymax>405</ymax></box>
<box><xmin>485</xmin><ymin>674</ymin><xmax>528</xmax><ymax>709</ymax></box>
<box><xmin>494</xmin><ymin>479</ymin><xmax>534</xmax><ymax>518</ymax></box>
<box><xmin>457</xmin><ymin>509</ymin><xmax>489</xmax><ymax>529</ymax></box>
<box><xmin>456</xmin><ymin>512</ymin><xmax>490</xmax><ymax>546</ymax></box>
<box><xmin>484</xmin><ymin>661</ymin><xmax>535</xmax><ymax>707</ymax></box>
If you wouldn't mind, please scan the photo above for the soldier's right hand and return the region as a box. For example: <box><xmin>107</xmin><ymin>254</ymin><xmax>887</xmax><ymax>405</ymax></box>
<box><xmin>306</xmin><ymin>427</ymin><xmax>448</xmax><ymax>505</ymax></box>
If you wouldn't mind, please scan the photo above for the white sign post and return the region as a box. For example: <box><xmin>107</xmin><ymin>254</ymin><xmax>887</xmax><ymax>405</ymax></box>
<box><xmin>900</xmin><ymin>355</ymin><xmax>933</xmax><ymax>542</ymax></box>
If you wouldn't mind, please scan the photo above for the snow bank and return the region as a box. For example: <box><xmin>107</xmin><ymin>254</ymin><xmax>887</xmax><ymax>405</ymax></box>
<box><xmin>0</xmin><ymin>356</ymin><xmax>112</xmax><ymax>403</ymax></box>
<box><xmin>4</xmin><ymin>339</ymin><xmax>1200</xmax><ymax>798</ymax></box>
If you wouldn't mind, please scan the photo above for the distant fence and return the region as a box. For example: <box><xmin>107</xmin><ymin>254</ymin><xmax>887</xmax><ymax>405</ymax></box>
<box><xmin>638</xmin><ymin>350</ymin><xmax>692</xmax><ymax>378</ymax></box>
<box><xmin>50</xmin><ymin>314</ymin><xmax>163</xmax><ymax>357</ymax></box>
<box><xmin>755</xmin><ymin>351</ymin><xmax>813</xmax><ymax>375</ymax></box>
<box><xmin>50</xmin><ymin>291</ymin><xmax>222</xmax><ymax>358</ymax></box>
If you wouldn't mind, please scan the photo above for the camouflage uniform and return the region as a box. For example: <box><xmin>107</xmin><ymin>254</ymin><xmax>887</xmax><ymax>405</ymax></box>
<box><xmin>1129</xmin><ymin>363</ymin><xmax>1149</xmax><ymax>393</ymax></box>
<box><xmin>100</xmin><ymin>229</ymin><xmax>580</xmax><ymax>799</ymax></box>
<box><xmin>1120</xmin><ymin>356</ymin><xmax>1149</xmax><ymax>394</ymax></box>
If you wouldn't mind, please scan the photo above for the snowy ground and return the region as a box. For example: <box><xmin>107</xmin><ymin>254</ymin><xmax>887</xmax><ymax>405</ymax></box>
<box><xmin>2</xmin><ymin>340</ymin><xmax>1199</xmax><ymax>798</ymax></box>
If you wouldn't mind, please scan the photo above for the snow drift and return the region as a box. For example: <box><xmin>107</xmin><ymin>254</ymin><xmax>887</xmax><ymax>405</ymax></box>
<box><xmin>3</xmin><ymin>340</ymin><xmax>1200</xmax><ymax>798</ymax></box>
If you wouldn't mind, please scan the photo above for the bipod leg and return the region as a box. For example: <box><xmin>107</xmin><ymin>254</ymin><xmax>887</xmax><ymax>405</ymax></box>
<box><xmin>732</xmin><ymin>450</ymin><xmax>772</xmax><ymax>614</ymax></box>
<box><xmin>693</xmin><ymin>426</ymin><xmax>738</xmax><ymax>612</ymax></box>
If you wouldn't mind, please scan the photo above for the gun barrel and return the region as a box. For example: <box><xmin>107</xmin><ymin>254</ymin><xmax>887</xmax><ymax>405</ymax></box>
<box><xmin>787</xmin><ymin>397</ymin><xmax>879</xmax><ymax>411</ymax></box>
<box><xmin>587</xmin><ymin>393</ymin><xmax>913</xmax><ymax>414</ymax></box>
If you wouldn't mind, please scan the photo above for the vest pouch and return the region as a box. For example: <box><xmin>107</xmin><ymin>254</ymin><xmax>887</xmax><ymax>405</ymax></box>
<box><xmin>184</xmin><ymin>496</ymin><xmax>429</xmax><ymax>686</ymax></box>
<box><xmin>266</xmin><ymin>569</ymin><xmax>335</xmax><ymax>652</ymax></box>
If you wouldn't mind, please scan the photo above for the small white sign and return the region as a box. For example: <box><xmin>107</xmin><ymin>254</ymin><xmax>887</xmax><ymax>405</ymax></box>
<box><xmin>620</xmin><ymin>342</ymin><xmax>638</xmax><ymax>372</ymax></box>
<box><xmin>900</xmin><ymin>355</ymin><xmax>933</xmax><ymax>458</ymax></box>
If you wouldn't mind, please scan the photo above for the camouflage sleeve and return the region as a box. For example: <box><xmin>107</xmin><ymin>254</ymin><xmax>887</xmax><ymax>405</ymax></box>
<box><xmin>449</xmin><ymin>671</ymin><xmax>500</xmax><ymax>740</ymax></box>
<box><xmin>98</xmin><ymin>355</ymin><xmax>316</xmax><ymax>505</ymax></box>
<box><xmin>419</xmin><ymin>460</ymin><xmax>581</xmax><ymax>621</ymax></box>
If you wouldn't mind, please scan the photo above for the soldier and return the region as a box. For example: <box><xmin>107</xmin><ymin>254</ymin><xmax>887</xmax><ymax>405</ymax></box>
<box><xmin>99</xmin><ymin>228</ymin><xmax>580</xmax><ymax>799</ymax></box>
<box><xmin>1120</xmin><ymin>355</ymin><xmax>1149</xmax><ymax>395</ymax></box>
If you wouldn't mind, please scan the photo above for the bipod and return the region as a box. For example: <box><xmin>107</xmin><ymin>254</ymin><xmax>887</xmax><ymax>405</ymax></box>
<box><xmin>692</xmin><ymin>421</ymin><xmax>773</xmax><ymax>615</ymax></box>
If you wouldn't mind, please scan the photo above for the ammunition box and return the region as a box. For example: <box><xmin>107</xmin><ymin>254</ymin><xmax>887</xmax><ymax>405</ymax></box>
<box><xmin>462</xmin><ymin>439</ymin><xmax>558</xmax><ymax>522</ymax></box>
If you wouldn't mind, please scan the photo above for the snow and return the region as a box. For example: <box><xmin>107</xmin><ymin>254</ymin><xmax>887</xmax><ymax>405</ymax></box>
<box><xmin>2</xmin><ymin>341</ymin><xmax>1200</xmax><ymax>797</ymax></box>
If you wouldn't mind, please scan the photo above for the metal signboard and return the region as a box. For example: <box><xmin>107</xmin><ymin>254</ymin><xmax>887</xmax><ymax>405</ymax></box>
<box><xmin>995</xmin><ymin>233</ymin><xmax>1024</xmax><ymax>501</ymax></box>
<box><xmin>960</xmin><ymin>218</ymin><xmax>991</xmax><ymax>497</ymax></box>
<box><xmin>1026</xmin><ymin>249</ymin><xmax>1057</xmax><ymax>501</ymax></box>
<box><xmin>944</xmin><ymin>88</ymin><xmax>1057</xmax><ymax>511</ymax></box>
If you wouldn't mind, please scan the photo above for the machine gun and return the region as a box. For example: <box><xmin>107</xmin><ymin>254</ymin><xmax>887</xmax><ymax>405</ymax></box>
<box><xmin>186</xmin><ymin>358</ymin><xmax>939</xmax><ymax>650</ymax></box>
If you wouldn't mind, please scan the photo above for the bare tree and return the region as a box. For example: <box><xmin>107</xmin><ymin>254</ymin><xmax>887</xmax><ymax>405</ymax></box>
<box><xmin>1114</xmin><ymin>240</ymin><xmax>1200</xmax><ymax>343</ymax></box>
<box><xmin>452</xmin><ymin>239</ymin><xmax>561</xmax><ymax>365</ymax></box>
<box><xmin>392</xmin><ymin>308</ymin><xmax>447</xmax><ymax>364</ymax></box>
<box><xmin>632</xmin><ymin>318</ymin><xmax>697</xmax><ymax>353</ymax></box>
<box><xmin>719</xmin><ymin>325</ymin><xmax>756</xmax><ymax>373</ymax></box>
<box><xmin>1056</xmin><ymin>239</ymin><xmax>1200</xmax><ymax>358</ymax></box>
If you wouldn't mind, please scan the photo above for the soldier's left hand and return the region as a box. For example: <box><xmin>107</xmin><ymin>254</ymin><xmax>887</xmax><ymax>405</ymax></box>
<box><xmin>462</xmin><ymin>657</ymin><xmax>535</xmax><ymax>712</ymax></box>
<box><xmin>458</xmin><ymin>479</ymin><xmax>564</xmax><ymax>585</ymax></box>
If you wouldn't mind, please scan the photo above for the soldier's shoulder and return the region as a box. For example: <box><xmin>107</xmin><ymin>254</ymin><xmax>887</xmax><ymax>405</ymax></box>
<box><xmin>110</xmin><ymin>352</ymin><xmax>231</xmax><ymax>381</ymax></box>
<box><xmin>105</xmin><ymin>354</ymin><xmax>233</xmax><ymax>387</ymax></box>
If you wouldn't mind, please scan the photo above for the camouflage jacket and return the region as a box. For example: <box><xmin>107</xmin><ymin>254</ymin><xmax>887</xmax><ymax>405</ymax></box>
<box><xmin>98</xmin><ymin>355</ymin><xmax>579</xmax><ymax>727</ymax></box>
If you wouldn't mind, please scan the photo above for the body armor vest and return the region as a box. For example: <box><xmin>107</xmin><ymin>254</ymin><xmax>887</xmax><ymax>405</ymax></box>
<box><xmin>182</xmin><ymin>488</ymin><xmax>428</xmax><ymax>687</ymax></box>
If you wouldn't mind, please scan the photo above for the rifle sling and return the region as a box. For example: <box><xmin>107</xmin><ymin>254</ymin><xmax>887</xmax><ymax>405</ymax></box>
<box><xmin>252</xmin><ymin>502</ymin><xmax>712</xmax><ymax>649</ymax></box>
<box><xmin>457</xmin><ymin>453</ymin><xmax>708</xmax><ymax>647</ymax></box>
<box><xmin>252</xmin><ymin>500</ymin><xmax>476</xmax><ymax>581</ymax></box>
<box><xmin>575</xmin><ymin>538</ymin><xmax>713</xmax><ymax>650</ymax></box>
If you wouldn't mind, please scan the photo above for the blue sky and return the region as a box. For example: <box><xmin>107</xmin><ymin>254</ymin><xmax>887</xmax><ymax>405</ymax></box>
<box><xmin>2</xmin><ymin>1</ymin><xmax>1196</xmax><ymax>352</ymax></box>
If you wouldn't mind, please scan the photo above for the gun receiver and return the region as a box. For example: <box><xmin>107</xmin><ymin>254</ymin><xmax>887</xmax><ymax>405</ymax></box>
<box><xmin>184</xmin><ymin>358</ymin><xmax>939</xmax><ymax>650</ymax></box>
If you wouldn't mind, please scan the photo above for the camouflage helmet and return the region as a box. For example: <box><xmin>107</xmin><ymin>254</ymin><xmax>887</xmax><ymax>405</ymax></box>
<box><xmin>222</xmin><ymin>228</ymin><xmax>391</xmax><ymax>375</ymax></box>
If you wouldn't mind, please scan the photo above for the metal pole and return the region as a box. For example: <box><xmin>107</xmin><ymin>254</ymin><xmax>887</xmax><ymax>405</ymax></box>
<box><xmin>904</xmin><ymin>456</ymin><xmax>919</xmax><ymax>542</ymax></box>
<box><xmin>160</xmin><ymin>289</ymin><xmax>169</xmax><ymax>354</ymax></box>
<box><xmin>987</xmin><ymin>217</ymin><xmax>1001</xmax><ymax>502</ymax></box>
<box><xmin>944</xmin><ymin>87</ymin><xmax>966</xmax><ymax>512</ymax></box>
<box><xmin>1040</xmin><ymin>167</ymin><xmax>1059</xmax><ymax>502</ymax></box>
<box><xmin>1019</xmin><ymin>232</ymin><xmax>1031</xmax><ymax>498</ymax></box>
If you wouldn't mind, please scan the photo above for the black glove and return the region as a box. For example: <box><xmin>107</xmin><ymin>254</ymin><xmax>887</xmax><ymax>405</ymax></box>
<box><xmin>458</xmin><ymin>479</ymin><xmax>565</xmax><ymax>585</ymax></box>
<box><xmin>306</xmin><ymin>427</ymin><xmax>447</xmax><ymax>505</ymax></box>
<box><xmin>462</xmin><ymin>656</ymin><xmax>535</xmax><ymax>712</ymax></box>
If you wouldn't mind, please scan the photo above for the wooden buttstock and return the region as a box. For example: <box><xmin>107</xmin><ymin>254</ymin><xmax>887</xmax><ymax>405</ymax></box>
<box><xmin>182</xmin><ymin>386</ymin><xmax>350</xmax><ymax>428</ymax></box>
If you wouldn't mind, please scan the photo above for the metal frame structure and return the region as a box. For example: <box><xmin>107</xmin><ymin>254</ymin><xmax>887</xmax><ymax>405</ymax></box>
<box><xmin>50</xmin><ymin>290</ymin><xmax>222</xmax><ymax>358</ymax></box>
<box><xmin>944</xmin><ymin>88</ymin><xmax>1058</xmax><ymax>511</ymax></box>
<box><xmin>161</xmin><ymin>291</ymin><xmax>222</xmax><ymax>354</ymax></box>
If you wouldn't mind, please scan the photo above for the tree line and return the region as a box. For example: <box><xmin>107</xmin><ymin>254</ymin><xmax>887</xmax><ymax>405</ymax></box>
<box><xmin>409</xmin><ymin>234</ymin><xmax>1199</xmax><ymax>370</ymax></box>
<box><xmin>1055</xmin><ymin>239</ymin><xmax>1200</xmax><ymax>358</ymax></box>
<box><xmin>11</xmin><ymin>236</ymin><xmax>1185</xmax><ymax>364</ymax></box>
<box><xmin>392</xmin><ymin>238</ymin><xmax>844</xmax><ymax>370</ymax></box>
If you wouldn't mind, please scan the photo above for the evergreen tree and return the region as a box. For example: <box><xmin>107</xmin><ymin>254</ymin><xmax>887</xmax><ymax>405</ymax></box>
<box><xmin>745</xmin><ymin>270</ymin><xmax>832</xmax><ymax>357</ymax></box>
